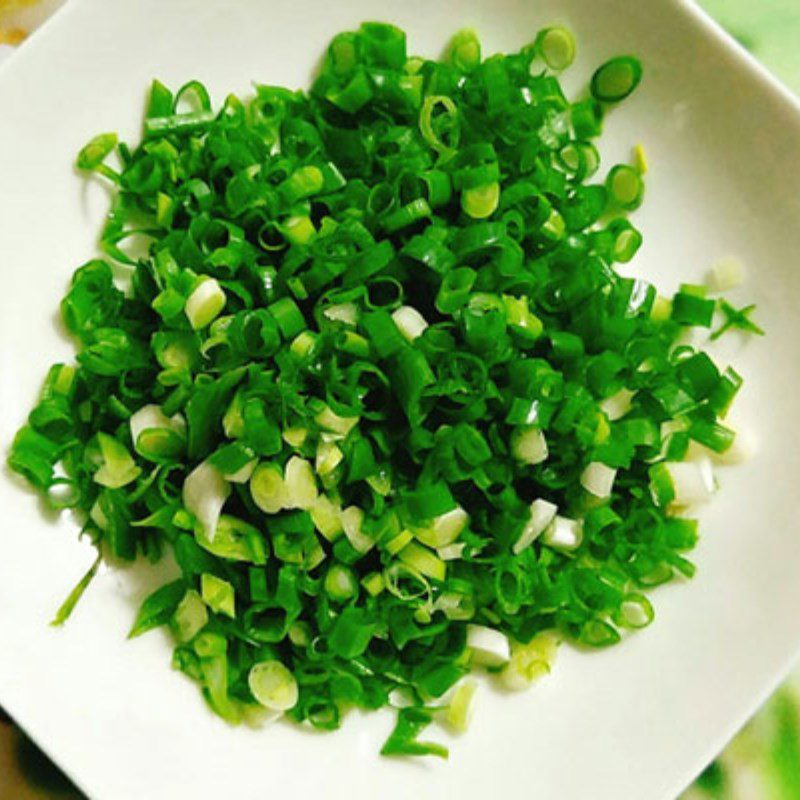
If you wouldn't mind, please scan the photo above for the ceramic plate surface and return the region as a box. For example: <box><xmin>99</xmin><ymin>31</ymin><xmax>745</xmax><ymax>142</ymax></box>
<box><xmin>1</xmin><ymin>1</ymin><xmax>800</xmax><ymax>798</ymax></box>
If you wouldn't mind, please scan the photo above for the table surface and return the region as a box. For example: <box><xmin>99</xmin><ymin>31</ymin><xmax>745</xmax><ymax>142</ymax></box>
<box><xmin>1</xmin><ymin>1</ymin><xmax>799</xmax><ymax>798</ymax></box>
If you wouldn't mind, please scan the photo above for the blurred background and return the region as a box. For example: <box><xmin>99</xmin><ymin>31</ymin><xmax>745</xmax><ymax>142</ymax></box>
<box><xmin>1</xmin><ymin>0</ymin><xmax>799</xmax><ymax>797</ymax></box>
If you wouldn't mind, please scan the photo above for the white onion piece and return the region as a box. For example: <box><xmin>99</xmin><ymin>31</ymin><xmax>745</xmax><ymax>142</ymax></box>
<box><xmin>283</xmin><ymin>457</ymin><xmax>318</xmax><ymax>509</ymax></box>
<box><xmin>416</xmin><ymin>507</ymin><xmax>469</xmax><ymax>548</ymax></box>
<box><xmin>322</xmin><ymin>302</ymin><xmax>358</xmax><ymax>326</ymax></box>
<box><xmin>510</xmin><ymin>426</ymin><xmax>548</xmax><ymax>465</ymax></box>
<box><xmin>513</xmin><ymin>499</ymin><xmax>558</xmax><ymax>554</ymax></box>
<box><xmin>665</xmin><ymin>458</ymin><xmax>715</xmax><ymax>506</ymax></box>
<box><xmin>185</xmin><ymin>278</ymin><xmax>226</xmax><ymax>329</ymax></box>
<box><xmin>340</xmin><ymin>506</ymin><xmax>374</xmax><ymax>553</ymax></box>
<box><xmin>466</xmin><ymin>624</ymin><xmax>510</xmax><ymax>667</ymax></box>
<box><xmin>437</xmin><ymin>542</ymin><xmax>466</xmax><ymax>561</ymax></box>
<box><xmin>183</xmin><ymin>461</ymin><xmax>230</xmax><ymax>540</ymax></box>
<box><xmin>315</xmin><ymin>440</ymin><xmax>343</xmax><ymax>476</ymax></box>
<box><xmin>129</xmin><ymin>404</ymin><xmax>185</xmax><ymax>445</ymax></box>
<box><xmin>542</xmin><ymin>515</ymin><xmax>583</xmax><ymax>551</ymax></box>
<box><xmin>391</xmin><ymin>306</ymin><xmax>429</xmax><ymax>341</ymax></box>
<box><xmin>600</xmin><ymin>388</ymin><xmax>635</xmax><ymax>421</ymax></box>
<box><xmin>580</xmin><ymin>462</ymin><xmax>617</xmax><ymax>498</ymax></box>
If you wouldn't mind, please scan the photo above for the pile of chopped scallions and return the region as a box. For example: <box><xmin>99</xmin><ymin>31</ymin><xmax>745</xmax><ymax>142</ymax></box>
<box><xmin>9</xmin><ymin>22</ymin><xmax>761</xmax><ymax>757</ymax></box>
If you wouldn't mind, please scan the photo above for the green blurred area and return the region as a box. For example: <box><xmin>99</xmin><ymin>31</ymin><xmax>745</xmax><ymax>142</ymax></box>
<box><xmin>700</xmin><ymin>0</ymin><xmax>800</xmax><ymax>93</ymax></box>
<box><xmin>686</xmin><ymin>2</ymin><xmax>800</xmax><ymax>796</ymax></box>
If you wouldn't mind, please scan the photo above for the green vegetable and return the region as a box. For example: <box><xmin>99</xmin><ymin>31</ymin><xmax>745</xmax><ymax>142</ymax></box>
<box><xmin>591</xmin><ymin>55</ymin><xmax>643</xmax><ymax>102</ymax></box>
<box><xmin>50</xmin><ymin>551</ymin><xmax>102</xmax><ymax>627</ymax></box>
<box><xmin>381</xmin><ymin>707</ymin><xmax>449</xmax><ymax>759</ymax></box>
<box><xmin>201</xmin><ymin>573</ymin><xmax>236</xmax><ymax>618</ymax></box>
<box><xmin>8</xmin><ymin>22</ymin><xmax>754</xmax><ymax>759</ymax></box>
<box><xmin>249</xmin><ymin>660</ymin><xmax>299</xmax><ymax>711</ymax></box>
<box><xmin>172</xmin><ymin>588</ymin><xmax>209</xmax><ymax>642</ymax></box>
<box><xmin>129</xmin><ymin>580</ymin><xmax>187</xmax><ymax>638</ymax></box>
<box><xmin>711</xmin><ymin>300</ymin><xmax>764</xmax><ymax>341</ymax></box>
<box><xmin>447</xmin><ymin>28</ymin><xmax>481</xmax><ymax>74</ymax></box>
<box><xmin>534</xmin><ymin>27</ymin><xmax>576</xmax><ymax>71</ymax></box>
<box><xmin>606</xmin><ymin>164</ymin><xmax>644</xmax><ymax>210</ymax></box>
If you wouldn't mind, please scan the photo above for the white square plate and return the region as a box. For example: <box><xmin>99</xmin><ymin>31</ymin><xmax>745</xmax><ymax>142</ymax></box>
<box><xmin>1</xmin><ymin>1</ymin><xmax>800</xmax><ymax>798</ymax></box>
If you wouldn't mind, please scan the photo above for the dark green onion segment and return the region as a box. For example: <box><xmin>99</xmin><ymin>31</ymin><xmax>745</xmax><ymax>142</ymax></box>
<box><xmin>9</xmin><ymin>23</ymin><xmax>746</xmax><ymax>757</ymax></box>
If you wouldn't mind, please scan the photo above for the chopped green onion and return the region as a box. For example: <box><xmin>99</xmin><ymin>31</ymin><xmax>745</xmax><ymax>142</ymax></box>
<box><xmin>92</xmin><ymin>432</ymin><xmax>141</xmax><ymax>489</ymax></box>
<box><xmin>340</xmin><ymin>505</ymin><xmax>374</xmax><ymax>553</ymax></box>
<box><xmin>500</xmin><ymin>631</ymin><xmax>560</xmax><ymax>690</ymax></box>
<box><xmin>606</xmin><ymin>164</ymin><xmax>644</xmax><ymax>210</ymax></box>
<box><xmin>414</xmin><ymin>507</ymin><xmax>469</xmax><ymax>548</ymax></box>
<box><xmin>172</xmin><ymin>589</ymin><xmax>209</xmax><ymax>643</ymax></box>
<box><xmin>249</xmin><ymin>660</ymin><xmax>299</xmax><ymax>711</ymax></box>
<box><xmin>600</xmin><ymin>388</ymin><xmax>635</xmax><ymax>421</ymax></box>
<box><xmin>76</xmin><ymin>132</ymin><xmax>118</xmax><ymax>173</ymax></box>
<box><xmin>633</xmin><ymin>143</ymin><xmax>648</xmax><ymax>174</ymax></box>
<box><xmin>580</xmin><ymin>462</ymin><xmax>617</xmax><ymax>498</ymax></box>
<box><xmin>51</xmin><ymin>552</ymin><xmax>102</xmax><ymax>627</ymax></box>
<box><xmin>534</xmin><ymin>27</ymin><xmax>576</xmax><ymax>71</ymax></box>
<box><xmin>541</xmin><ymin>516</ymin><xmax>583</xmax><ymax>551</ymax></box>
<box><xmin>711</xmin><ymin>300</ymin><xmax>764</xmax><ymax>340</ymax></box>
<box><xmin>510</xmin><ymin>426</ymin><xmax>548</xmax><ymax>464</ymax></box>
<box><xmin>384</xmin><ymin>529</ymin><xmax>413</xmax><ymax>556</ymax></box>
<box><xmin>391</xmin><ymin>305</ymin><xmax>428</xmax><ymax>341</ymax></box>
<box><xmin>650</xmin><ymin>295</ymin><xmax>672</xmax><ymax>323</ymax></box>
<box><xmin>361</xmin><ymin>571</ymin><xmax>385</xmax><ymax>596</ymax></box>
<box><xmin>437</xmin><ymin>542</ymin><xmax>466</xmax><ymax>561</ymax></box>
<box><xmin>250</xmin><ymin>462</ymin><xmax>287</xmax><ymax>514</ymax></box>
<box><xmin>671</xmin><ymin>290</ymin><xmax>716</xmax><ymax>328</ymax></box>
<box><xmin>324</xmin><ymin>563</ymin><xmax>359</xmax><ymax>602</ymax></box>
<box><xmin>712</xmin><ymin>424</ymin><xmax>756</xmax><ymax>465</ymax></box>
<box><xmin>513</xmin><ymin>499</ymin><xmax>558</xmax><ymax>555</ymax></box>
<box><xmin>608</xmin><ymin>219</ymin><xmax>643</xmax><ymax>262</ymax></box>
<box><xmin>323</xmin><ymin>302</ymin><xmax>359</xmax><ymax>326</ymax></box>
<box><xmin>223</xmin><ymin>457</ymin><xmax>258</xmax><ymax>484</ymax></box>
<box><xmin>195</xmin><ymin>514</ymin><xmax>266</xmax><ymax>564</ymax></box>
<box><xmin>436</xmin><ymin>267</ymin><xmax>476</xmax><ymax>313</ymax></box>
<box><xmin>615</xmin><ymin>594</ymin><xmax>654</xmax><ymax>629</ymax></box>
<box><xmin>419</xmin><ymin>95</ymin><xmax>459</xmax><ymax>160</ymax></box>
<box><xmin>283</xmin><ymin>456</ymin><xmax>318</xmax><ymax>509</ymax></box>
<box><xmin>201</xmin><ymin>573</ymin><xmax>236</xmax><ymax>618</ymax></box>
<box><xmin>444</xmin><ymin>679</ymin><xmax>478</xmax><ymax>732</ymax></box>
<box><xmin>185</xmin><ymin>278</ymin><xmax>226</xmax><ymax>330</ymax></box>
<box><xmin>398</xmin><ymin>541</ymin><xmax>446</xmax><ymax>582</ymax></box>
<box><xmin>314</xmin><ymin>404</ymin><xmax>359</xmax><ymax>438</ymax></box>
<box><xmin>448</xmin><ymin>28</ymin><xmax>481</xmax><ymax>73</ymax></box>
<box><xmin>183</xmin><ymin>461</ymin><xmax>230</xmax><ymax>538</ymax></box>
<box><xmin>382</xmin><ymin>198</ymin><xmax>431</xmax><ymax>233</ymax></box>
<box><xmin>315</xmin><ymin>440</ymin><xmax>344</xmax><ymax>476</ymax></box>
<box><xmin>310</xmin><ymin>495</ymin><xmax>344</xmax><ymax>540</ymax></box>
<box><xmin>129</xmin><ymin>404</ymin><xmax>186</xmax><ymax>462</ymax></box>
<box><xmin>9</xmin><ymin>22</ymin><xmax>754</xmax><ymax>760</ymax></box>
<box><xmin>268</xmin><ymin>297</ymin><xmax>306</xmax><ymax>338</ymax></box>
<box><xmin>591</xmin><ymin>56</ymin><xmax>643</xmax><ymax>102</ymax></box>
<box><xmin>282</xmin><ymin>426</ymin><xmax>309</xmax><ymax>448</ymax></box>
<box><xmin>650</xmin><ymin>458</ymin><xmax>715</xmax><ymax>507</ymax></box>
<box><xmin>380</xmin><ymin>707</ymin><xmax>448</xmax><ymax>759</ymax></box>
<box><xmin>281</xmin><ymin>215</ymin><xmax>317</xmax><ymax>246</ymax></box>
<box><xmin>279</xmin><ymin>165</ymin><xmax>324</xmax><ymax>204</ymax></box>
<box><xmin>461</xmin><ymin>182</ymin><xmax>500</xmax><ymax>219</ymax></box>
<box><xmin>466</xmin><ymin>624</ymin><xmax>510</xmax><ymax>668</ymax></box>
